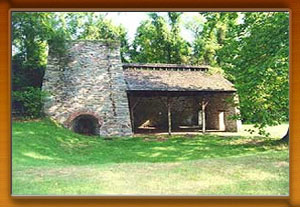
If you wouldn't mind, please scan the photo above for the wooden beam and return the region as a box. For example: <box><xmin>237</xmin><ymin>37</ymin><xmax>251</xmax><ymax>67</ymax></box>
<box><xmin>159</xmin><ymin>95</ymin><xmax>177</xmax><ymax>136</ymax></box>
<box><xmin>201</xmin><ymin>99</ymin><xmax>209</xmax><ymax>133</ymax></box>
<box><xmin>130</xmin><ymin>107</ymin><xmax>135</xmax><ymax>132</ymax></box>
<box><xmin>132</xmin><ymin>97</ymin><xmax>141</xmax><ymax>110</ymax></box>
<box><xmin>130</xmin><ymin>97</ymin><xmax>141</xmax><ymax>133</ymax></box>
<box><xmin>167</xmin><ymin>97</ymin><xmax>172</xmax><ymax>136</ymax></box>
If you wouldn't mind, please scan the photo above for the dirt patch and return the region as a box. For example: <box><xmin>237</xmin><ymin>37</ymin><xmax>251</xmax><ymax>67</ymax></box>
<box><xmin>229</xmin><ymin>139</ymin><xmax>266</xmax><ymax>146</ymax></box>
<box><xmin>274</xmin><ymin>161</ymin><xmax>289</xmax><ymax>168</ymax></box>
<box><xmin>156</xmin><ymin>136</ymin><xmax>168</xmax><ymax>142</ymax></box>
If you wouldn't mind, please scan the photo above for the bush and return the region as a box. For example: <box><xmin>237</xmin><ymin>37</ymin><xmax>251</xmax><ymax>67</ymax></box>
<box><xmin>12</xmin><ymin>87</ymin><xmax>47</xmax><ymax>118</ymax></box>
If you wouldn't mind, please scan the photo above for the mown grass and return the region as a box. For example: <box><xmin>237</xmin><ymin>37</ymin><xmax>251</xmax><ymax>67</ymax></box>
<box><xmin>12</xmin><ymin>119</ymin><xmax>289</xmax><ymax>195</ymax></box>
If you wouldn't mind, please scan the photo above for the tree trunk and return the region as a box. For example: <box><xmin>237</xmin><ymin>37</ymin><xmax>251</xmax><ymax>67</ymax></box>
<box><xmin>281</xmin><ymin>128</ymin><xmax>289</xmax><ymax>142</ymax></box>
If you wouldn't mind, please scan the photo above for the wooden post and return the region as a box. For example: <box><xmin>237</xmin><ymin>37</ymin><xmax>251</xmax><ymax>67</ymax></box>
<box><xmin>167</xmin><ymin>97</ymin><xmax>172</xmax><ymax>136</ymax></box>
<box><xmin>130</xmin><ymin>107</ymin><xmax>135</xmax><ymax>132</ymax></box>
<box><xmin>130</xmin><ymin>97</ymin><xmax>141</xmax><ymax>133</ymax></box>
<box><xmin>201</xmin><ymin>99</ymin><xmax>208</xmax><ymax>133</ymax></box>
<box><xmin>159</xmin><ymin>96</ymin><xmax>176</xmax><ymax>136</ymax></box>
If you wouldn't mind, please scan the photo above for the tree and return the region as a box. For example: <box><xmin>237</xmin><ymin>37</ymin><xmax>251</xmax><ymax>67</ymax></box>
<box><xmin>11</xmin><ymin>12</ymin><xmax>59</xmax><ymax>117</ymax></box>
<box><xmin>186</xmin><ymin>12</ymin><xmax>238</xmax><ymax>66</ymax></box>
<box><xmin>12</xmin><ymin>12</ymin><xmax>54</xmax><ymax>69</ymax></box>
<box><xmin>130</xmin><ymin>12</ymin><xmax>191</xmax><ymax>64</ymax></box>
<box><xmin>218</xmin><ymin>12</ymin><xmax>289</xmax><ymax>138</ymax></box>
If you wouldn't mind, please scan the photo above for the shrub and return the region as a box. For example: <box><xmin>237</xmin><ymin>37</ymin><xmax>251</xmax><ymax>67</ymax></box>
<box><xmin>12</xmin><ymin>87</ymin><xmax>47</xmax><ymax>118</ymax></box>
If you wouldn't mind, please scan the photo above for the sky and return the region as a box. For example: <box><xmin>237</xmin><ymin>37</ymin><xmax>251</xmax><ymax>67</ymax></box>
<box><xmin>102</xmin><ymin>12</ymin><xmax>247</xmax><ymax>44</ymax></box>
<box><xmin>104</xmin><ymin>12</ymin><xmax>201</xmax><ymax>43</ymax></box>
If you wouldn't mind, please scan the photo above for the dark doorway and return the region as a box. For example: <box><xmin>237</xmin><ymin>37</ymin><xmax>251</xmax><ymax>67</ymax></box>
<box><xmin>71</xmin><ymin>115</ymin><xmax>100</xmax><ymax>135</ymax></box>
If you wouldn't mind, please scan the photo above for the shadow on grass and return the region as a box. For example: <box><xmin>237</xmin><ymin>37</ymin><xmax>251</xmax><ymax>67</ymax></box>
<box><xmin>12</xmin><ymin>119</ymin><xmax>288</xmax><ymax>167</ymax></box>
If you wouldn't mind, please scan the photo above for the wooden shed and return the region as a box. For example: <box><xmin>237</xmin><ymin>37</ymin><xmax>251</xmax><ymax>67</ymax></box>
<box><xmin>123</xmin><ymin>63</ymin><xmax>242</xmax><ymax>134</ymax></box>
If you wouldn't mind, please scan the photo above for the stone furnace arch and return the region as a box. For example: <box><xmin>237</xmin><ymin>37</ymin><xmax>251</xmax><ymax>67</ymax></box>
<box><xmin>71</xmin><ymin>114</ymin><xmax>100</xmax><ymax>135</ymax></box>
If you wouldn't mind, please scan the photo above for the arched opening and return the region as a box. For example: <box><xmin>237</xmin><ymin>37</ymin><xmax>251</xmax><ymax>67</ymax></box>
<box><xmin>71</xmin><ymin>114</ymin><xmax>100</xmax><ymax>136</ymax></box>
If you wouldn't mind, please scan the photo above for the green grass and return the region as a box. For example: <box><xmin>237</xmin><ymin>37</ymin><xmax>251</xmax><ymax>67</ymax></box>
<box><xmin>210</xmin><ymin>123</ymin><xmax>289</xmax><ymax>138</ymax></box>
<box><xmin>12</xmin><ymin>119</ymin><xmax>289</xmax><ymax>195</ymax></box>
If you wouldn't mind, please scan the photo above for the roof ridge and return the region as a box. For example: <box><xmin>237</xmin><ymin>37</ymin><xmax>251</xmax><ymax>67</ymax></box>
<box><xmin>122</xmin><ymin>63</ymin><xmax>209</xmax><ymax>71</ymax></box>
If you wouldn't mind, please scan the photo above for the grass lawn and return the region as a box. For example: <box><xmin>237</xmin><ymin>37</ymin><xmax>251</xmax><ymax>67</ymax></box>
<box><xmin>12</xmin><ymin>119</ymin><xmax>289</xmax><ymax>196</ymax></box>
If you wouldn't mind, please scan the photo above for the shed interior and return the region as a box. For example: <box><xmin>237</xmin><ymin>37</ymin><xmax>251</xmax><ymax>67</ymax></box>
<box><xmin>128</xmin><ymin>91</ymin><xmax>233</xmax><ymax>134</ymax></box>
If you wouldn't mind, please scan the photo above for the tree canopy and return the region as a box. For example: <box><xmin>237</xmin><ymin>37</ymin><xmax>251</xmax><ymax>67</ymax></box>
<box><xmin>219</xmin><ymin>12</ymin><xmax>289</xmax><ymax>135</ymax></box>
<box><xmin>130</xmin><ymin>12</ymin><xmax>191</xmax><ymax>64</ymax></box>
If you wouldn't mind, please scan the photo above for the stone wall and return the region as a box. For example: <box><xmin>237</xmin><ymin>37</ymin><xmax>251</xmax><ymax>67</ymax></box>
<box><xmin>42</xmin><ymin>40</ymin><xmax>132</xmax><ymax>136</ymax></box>
<box><xmin>205</xmin><ymin>93</ymin><xmax>242</xmax><ymax>132</ymax></box>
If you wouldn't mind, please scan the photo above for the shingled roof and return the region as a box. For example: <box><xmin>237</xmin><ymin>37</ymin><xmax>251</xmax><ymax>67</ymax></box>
<box><xmin>123</xmin><ymin>63</ymin><xmax>236</xmax><ymax>92</ymax></box>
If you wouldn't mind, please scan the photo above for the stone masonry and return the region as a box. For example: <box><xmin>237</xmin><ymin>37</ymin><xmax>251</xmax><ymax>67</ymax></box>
<box><xmin>42</xmin><ymin>40</ymin><xmax>132</xmax><ymax>136</ymax></box>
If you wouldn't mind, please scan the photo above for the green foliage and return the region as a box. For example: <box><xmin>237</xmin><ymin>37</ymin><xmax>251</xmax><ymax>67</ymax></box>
<box><xmin>218</xmin><ymin>12</ymin><xmax>289</xmax><ymax>134</ymax></box>
<box><xmin>185</xmin><ymin>12</ymin><xmax>239</xmax><ymax>66</ymax></box>
<box><xmin>12</xmin><ymin>12</ymin><xmax>130</xmax><ymax>61</ymax></box>
<box><xmin>12</xmin><ymin>12</ymin><xmax>61</xmax><ymax>118</ymax></box>
<box><xmin>12</xmin><ymin>55</ymin><xmax>44</xmax><ymax>90</ymax></box>
<box><xmin>12</xmin><ymin>87</ymin><xmax>48</xmax><ymax>118</ymax></box>
<box><xmin>182</xmin><ymin>12</ymin><xmax>289</xmax><ymax>135</ymax></box>
<box><xmin>130</xmin><ymin>12</ymin><xmax>191</xmax><ymax>64</ymax></box>
<box><xmin>12</xmin><ymin>12</ymin><xmax>54</xmax><ymax>68</ymax></box>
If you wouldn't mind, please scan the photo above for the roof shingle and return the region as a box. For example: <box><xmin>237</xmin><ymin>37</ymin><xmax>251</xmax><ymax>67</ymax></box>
<box><xmin>123</xmin><ymin>65</ymin><xmax>236</xmax><ymax>92</ymax></box>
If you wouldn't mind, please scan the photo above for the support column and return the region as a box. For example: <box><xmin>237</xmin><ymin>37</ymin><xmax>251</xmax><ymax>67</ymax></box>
<box><xmin>167</xmin><ymin>97</ymin><xmax>172</xmax><ymax>136</ymax></box>
<box><xmin>201</xmin><ymin>99</ymin><xmax>208</xmax><ymax>133</ymax></box>
<box><xmin>130</xmin><ymin>97</ymin><xmax>141</xmax><ymax>133</ymax></box>
<box><xmin>130</xmin><ymin>108</ymin><xmax>134</xmax><ymax>132</ymax></box>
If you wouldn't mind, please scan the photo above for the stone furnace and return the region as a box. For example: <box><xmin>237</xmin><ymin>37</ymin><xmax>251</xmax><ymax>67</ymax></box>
<box><xmin>42</xmin><ymin>40</ymin><xmax>132</xmax><ymax>136</ymax></box>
